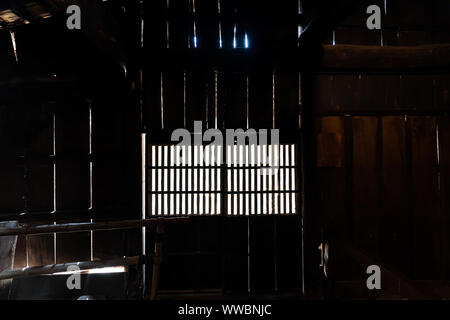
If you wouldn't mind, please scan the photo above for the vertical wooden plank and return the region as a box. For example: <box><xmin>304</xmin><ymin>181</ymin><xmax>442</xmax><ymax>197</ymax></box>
<box><xmin>352</xmin><ymin>116</ymin><xmax>379</xmax><ymax>257</ymax></box>
<box><xmin>409</xmin><ymin>116</ymin><xmax>440</xmax><ymax>279</ymax></box>
<box><xmin>380</xmin><ymin>116</ymin><xmax>409</xmax><ymax>275</ymax></box>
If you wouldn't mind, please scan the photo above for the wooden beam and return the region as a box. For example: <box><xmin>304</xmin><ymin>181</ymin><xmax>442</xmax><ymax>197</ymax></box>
<box><xmin>321</xmin><ymin>44</ymin><xmax>450</xmax><ymax>71</ymax></box>
<box><xmin>0</xmin><ymin>218</ymin><xmax>189</xmax><ymax>237</ymax></box>
<box><xmin>0</xmin><ymin>255</ymin><xmax>142</xmax><ymax>281</ymax></box>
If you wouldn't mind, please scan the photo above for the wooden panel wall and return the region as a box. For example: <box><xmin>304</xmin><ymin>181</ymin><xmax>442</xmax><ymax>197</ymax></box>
<box><xmin>314</xmin><ymin>113</ymin><xmax>450</xmax><ymax>281</ymax></box>
<box><xmin>141</xmin><ymin>0</ymin><xmax>303</xmax><ymax>294</ymax></box>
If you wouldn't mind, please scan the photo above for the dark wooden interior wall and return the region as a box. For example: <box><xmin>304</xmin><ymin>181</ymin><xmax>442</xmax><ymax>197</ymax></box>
<box><xmin>0</xmin><ymin>20</ymin><xmax>141</xmax><ymax>269</ymax></box>
<box><xmin>142</xmin><ymin>0</ymin><xmax>303</xmax><ymax>293</ymax></box>
<box><xmin>310</xmin><ymin>0</ymin><xmax>450</xmax><ymax>295</ymax></box>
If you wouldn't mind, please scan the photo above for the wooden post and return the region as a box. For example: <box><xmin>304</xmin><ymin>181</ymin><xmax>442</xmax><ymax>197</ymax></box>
<box><xmin>150</xmin><ymin>223</ymin><xmax>165</xmax><ymax>300</ymax></box>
